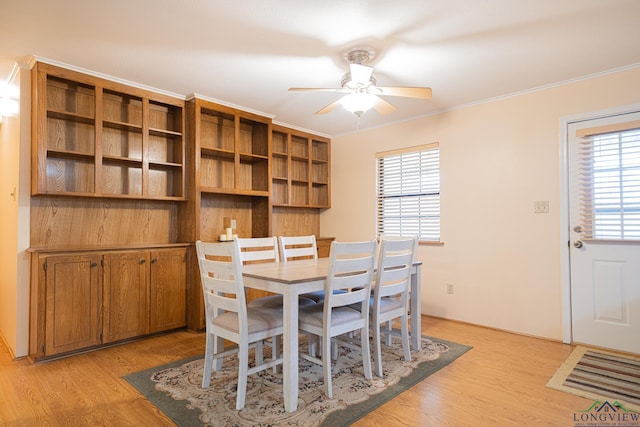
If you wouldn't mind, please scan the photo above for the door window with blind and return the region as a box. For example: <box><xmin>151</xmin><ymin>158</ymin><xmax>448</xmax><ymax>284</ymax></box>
<box><xmin>376</xmin><ymin>143</ymin><xmax>440</xmax><ymax>242</ymax></box>
<box><xmin>576</xmin><ymin>120</ymin><xmax>640</xmax><ymax>240</ymax></box>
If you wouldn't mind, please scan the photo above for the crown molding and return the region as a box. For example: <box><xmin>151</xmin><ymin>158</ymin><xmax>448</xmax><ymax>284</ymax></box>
<box><xmin>185</xmin><ymin>93</ymin><xmax>275</xmax><ymax>119</ymax></box>
<box><xmin>28</xmin><ymin>55</ymin><xmax>185</xmax><ymax>100</ymax></box>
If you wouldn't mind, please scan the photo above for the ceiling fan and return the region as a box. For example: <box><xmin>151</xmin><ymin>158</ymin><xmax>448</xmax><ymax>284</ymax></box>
<box><xmin>289</xmin><ymin>49</ymin><xmax>432</xmax><ymax>117</ymax></box>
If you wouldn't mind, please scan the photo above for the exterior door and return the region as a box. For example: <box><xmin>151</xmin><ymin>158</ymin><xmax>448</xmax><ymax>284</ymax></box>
<box><xmin>568</xmin><ymin>111</ymin><xmax>640</xmax><ymax>354</ymax></box>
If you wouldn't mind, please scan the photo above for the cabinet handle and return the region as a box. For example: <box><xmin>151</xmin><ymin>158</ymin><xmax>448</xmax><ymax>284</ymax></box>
<box><xmin>90</xmin><ymin>262</ymin><xmax>98</xmax><ymax>268</ymax></box>
<box><xmin>140</xmin><ymin>259</ymin><xmax>146</xmax><ymax>264</ymax></box>
<box><xmin>151</xmin><ymin>258</ymin><xmax>158</xmax><ymax>264</ymax></box>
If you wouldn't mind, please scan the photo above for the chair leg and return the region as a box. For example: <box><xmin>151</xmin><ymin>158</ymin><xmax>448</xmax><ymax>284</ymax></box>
<box><xmin>331</xmin><ymin>339</ymin><xmax>339</xmax><ymax>361</ymax></box>
<box><xmin>236</xmin><ymin>343</ymin><xmax>249</xmax><ymax>410</ymax></box>
<box><xmin>400</xmin><ymin>314</ymin><xmax>411</xmax><ymax>362</ymax></box>
<box><xmin>360</xmin><ymin>325</ymin><xmax>372</xmax><ymax>380</ymax></box>
<box><xmin>272</xmin><ymin>336</ymin><xmax>281</xmax><ymax>373</ymax></box>
<box><xmin>202</xmin><ymin>333</ymin><xmax>215</xmax><ymax>387</ymax></box>
<box><xmin>322</xmin><ymin>334</ymin><xmax>333</xmax><ymax>398</ymax></box>
<box><xmin>213</xmin><ymin>335</ymin><xmax>224</xmax><ymax>371</ymax></box>
<box><xmin>372</xmin><ymin>320</ymin><xmax>383</xmax><ymax>377</ymax></box>
<box><xmin>308</xmin><ymin>333</ymin><xmax>318</xmax><ymax>358</ymax></box>
<box><xmin>255</xmin><ymin>339</ymin><xmax>264</xmax><ymax>366</ymax></box>
<box><xmin>384</xmin><ymin>320</ymin><xmax>393</xmax><ymax>346</ymax></box>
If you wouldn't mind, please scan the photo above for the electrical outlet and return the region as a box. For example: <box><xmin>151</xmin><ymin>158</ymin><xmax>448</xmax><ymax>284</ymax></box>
<box><xmin>230</xmin><ymin>219</ymin><xmax>237</xmax><ymax>229</ymax></box>
<box><xmin>446</xmin><ymin>283</ymin><xmax>454</xmax><ymax>294</ymax></box>
<box><xmin>534</xmin><ymin>200</ymin><xmax>549</xmax><ymax>214</ymax></box>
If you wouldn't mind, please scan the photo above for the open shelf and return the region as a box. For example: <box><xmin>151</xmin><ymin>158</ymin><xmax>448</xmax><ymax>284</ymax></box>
<box><xmin>191</xmin><ymin>97</ymin><xmax>271</xmax><ymax>197</ymax></box>
<box><xmin>270</xmin><ymin>125</ymin><xmax>331</xmax><ymax>209</ymax></box>
<box><xmin>32</xmin><ymin>62</ymin><xmax>185</xmax><ymax>200</ymax></box>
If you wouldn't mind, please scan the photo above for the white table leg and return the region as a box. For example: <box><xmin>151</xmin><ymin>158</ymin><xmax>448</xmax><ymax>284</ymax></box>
<box><xmin>410</xmin><ymin>264</ymin><xmax>422</xmax><ymax>351</ymax></box>
<box><xmin>282</xmin><ymin>287</ymin><xmax>299</xmax><ymax>412</ymax></box>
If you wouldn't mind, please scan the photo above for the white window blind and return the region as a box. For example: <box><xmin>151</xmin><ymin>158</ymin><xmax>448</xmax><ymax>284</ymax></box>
<box><xmin>578</xmin><ymin>125</ymin><xmax>640</xmax><ymax>240</ymax></box>
<box><xmin>376</xmin><ymin>143</ymin><xmax>440</xmax><ymax>242</ymax></box>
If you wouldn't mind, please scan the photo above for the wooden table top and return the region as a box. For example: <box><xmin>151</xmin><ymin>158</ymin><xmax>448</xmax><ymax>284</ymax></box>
<box><xmin>242</xmin><ymin>258</ymin><xmax>329</xmax><ymax>284</ymax></box>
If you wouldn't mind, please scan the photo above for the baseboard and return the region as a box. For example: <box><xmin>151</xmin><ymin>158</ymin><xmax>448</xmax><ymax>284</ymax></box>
<box><xmin>423</xmin><ymin>314</ymin><xmax>566</xmax><ymax>345</ymax></box>
<box><xmin>0</xmin><ymin>330</ymin><xmax>21</xmax><ymax>362</ymax></box>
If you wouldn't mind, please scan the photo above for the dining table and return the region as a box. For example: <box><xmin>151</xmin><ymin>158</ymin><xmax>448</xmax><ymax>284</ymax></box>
<box><xmin>242</xmin><ymin>257</ymin><xmax>422</xmax><ymax>412</ymax></box>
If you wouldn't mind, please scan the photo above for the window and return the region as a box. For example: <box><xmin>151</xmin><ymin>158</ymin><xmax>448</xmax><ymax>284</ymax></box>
<box><xmin>577</xmin><ymin>122</ymin><xmax>640</xmax><ymax>240</ymax></box>
<box><xmin>376</xmin><ymin>143</ymin><xmax>440</xmax><ymax>242</ymax></box>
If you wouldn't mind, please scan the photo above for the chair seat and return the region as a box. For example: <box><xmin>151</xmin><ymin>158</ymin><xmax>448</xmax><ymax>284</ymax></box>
<box><xmin>247</xmin><ymin>294</ymin><xmax>316</xmax><ymax>309</ymax></box>
<box><xmin>375</xmin><ymin>297</ymin><xmax>403</xmax><ymax>314</ymax></box>
<box><xmin>300</xmin><ymin>290</ymin><xmax>326</xmax><ymax>303</ymax></box>
<box><xmin>300</xmin><ymin>289</ymin><xmax>347</xmax><ymax>304</ymax></box>
<box><xmin>351</xmin><ymin>296</ymin><xmax>404</xmax><ymax>312</ymax></box>
<box><xmin>299</xmin><ymin>304</ymin><xmax>363</xmax><ymax>329</ymax></box>
<box><xmin>213</xmin><ymin>307</ymin><xmax>283</xmax><ymax>334</ymax></box>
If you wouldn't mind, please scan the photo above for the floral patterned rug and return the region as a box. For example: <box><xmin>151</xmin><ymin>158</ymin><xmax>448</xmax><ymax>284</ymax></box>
<box><xmin>124</xmin><ymin>335</ymin><xmax>471</xmax><ymax>426</ymax></box>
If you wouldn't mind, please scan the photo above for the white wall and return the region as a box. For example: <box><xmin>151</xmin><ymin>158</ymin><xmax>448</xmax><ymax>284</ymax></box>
<box><xmin>0</xmin><ymin>66</ymin><xmax>30</xmax><ymax>359</ymax></box>
<box><xmin>322</xmin><ymin>67</ymin><xmax>640</xmax><ymax>341</ymax></box>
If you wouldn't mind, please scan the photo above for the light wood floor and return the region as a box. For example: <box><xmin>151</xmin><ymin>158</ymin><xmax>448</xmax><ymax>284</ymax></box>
<box><xmin>0</xmin><ymin>317</ymin><xmax>590</xmax><ymax>426</ymax></box>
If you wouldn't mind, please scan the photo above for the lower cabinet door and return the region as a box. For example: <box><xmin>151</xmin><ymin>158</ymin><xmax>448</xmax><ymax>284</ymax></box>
<box><xmin>102</xmin><ymin>251</ymin><xmax>150</xmax><ymax>342</ymax></box>
<box><xmin>44</xmin><ymin>255</ymin><xmax>102</xmax><ymax>356</ymax></box>
<box><xmin>149</xmin><ymin>248</ymin><xmax>187</xmax><ymax>332</ymax></box>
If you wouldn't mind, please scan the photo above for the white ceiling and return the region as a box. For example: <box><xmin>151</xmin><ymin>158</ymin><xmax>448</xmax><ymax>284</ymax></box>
<box><xmin>1</xmin><ymin>0</ymin><xmax>639</xmax><ymax>137</ymax></box>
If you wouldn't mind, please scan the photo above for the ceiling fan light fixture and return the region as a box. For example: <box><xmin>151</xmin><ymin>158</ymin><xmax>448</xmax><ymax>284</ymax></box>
<box><xmin>341</xmin><ymin>93</ymin><xmax>375</xmax><ymax>117</ymax></box>
<box><xmin>289</xmin><ymin>48</ymin><xmax>431</xmax><ymax>118</ymax></box>
<box><xmin>350</xmin><ymin>64</ymin><xmax>373</xmax><ymax>84</ymax></box>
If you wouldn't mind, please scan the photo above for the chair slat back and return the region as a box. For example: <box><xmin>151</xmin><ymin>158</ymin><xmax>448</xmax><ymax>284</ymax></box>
<box><xmin>325</xmin><ymin>240</ymin><xmax>377</xmax><ymax>310</ymax></box>
<box><xmin>236</xmin><ymin>237</ymin><xmax>280</xmax><ymax>264</ymax></box>
<box><xmin>374</xmin><ymin>236</ymin><xmax>417</xmax><ymax>301</ymax></box>
<box><xmin>195</xmin><ymin>240</ymin><xmax>246</xmax><ymax>319</ymax></box>
<box><xmin>279</xmin><ymin>235</ymin><xmax>318</xmax><ymax>262</ymax></box>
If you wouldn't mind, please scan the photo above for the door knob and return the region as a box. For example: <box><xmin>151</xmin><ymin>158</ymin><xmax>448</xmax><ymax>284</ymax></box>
<box><xmin>573</xmin><ymin>240</ymin><xmax>584</xmax><ymax>248</ymax></box>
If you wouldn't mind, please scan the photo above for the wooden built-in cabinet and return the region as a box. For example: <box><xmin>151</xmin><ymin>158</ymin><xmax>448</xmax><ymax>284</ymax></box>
<box><xmin>29</xmin><ymin>61</ymin><xmax>189</xmax><ymax>361</ymax></box>
<box><xmin>181</xmin><ymin>97</ymin><xmax>273</xmax><ymax>330</ymax></box>
<box><xmin>28</xmin><ymin>62</ymin><xmax>331</xmax><ymax>346</ymax></box>
<box><xmin>184</xmin><ymin>97</ymin><xmax>271</xmax><ymax>238</ymax></box>
<box><xmin>31</xmin><ymin>62</ymin><xmax>185</xmax><ymax>200</ymax></box>
<box><xmin>29</xmin><ymin>246</ymin><xmax>187</xmax><ymax>361</ymax></box>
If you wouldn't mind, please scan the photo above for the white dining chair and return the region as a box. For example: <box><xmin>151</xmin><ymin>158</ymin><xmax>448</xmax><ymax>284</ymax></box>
<box><xmin>371</xmin><ymin>236</ymin><xmax>418</xmax><ymax>377</ymax></box>
<box><xmin>236</xmin><ymin>236</ymin><xmax>280</xmax><ymax>264</ymax></box>
<box><xmin>279</xmin><ymin>235</ymin><xmax>329</xmax><ymax>304</ymax></box>
<box><xmin>279</xmin><ymin>235</ymin><xmax>318</xmax><ymax>261</ymax></box>
<box><xmin>236</xmin><ymin>237</ymin><xmax>282</xmax><ymax>308</ymax></box>
<box><xmin>237</xmin><ymin>236</ymin><xmax>315</xmax><ymax>309</ymax></box>
<box><xmin>298</xmin><ymin>240</ymin><xmax>377</xmax><ymax>398</ymax></box>
<box><xmin>195</xmin><ymin>240</ymin><xmax>283</xmax><ymax>410</ymax></box>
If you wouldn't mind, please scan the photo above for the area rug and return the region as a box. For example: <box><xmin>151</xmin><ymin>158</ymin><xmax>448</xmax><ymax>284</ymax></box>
<box><xmin>124</xmin><ymin>335</ymin><xmax>471</xmax><ymax>426</ymax></box>
<box><xmin>547</xmin><ymin>346</ymin><xmax>640</xmax><ymax>412</ymax></box>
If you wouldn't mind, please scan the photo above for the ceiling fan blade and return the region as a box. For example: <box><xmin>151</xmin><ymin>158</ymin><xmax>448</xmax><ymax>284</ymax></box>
<box><xmin>376</xmin><ymin>86</ymin><xmax>432</xmax><ymax>99</ymax></box>
<box><xmin>349</xmin><ymin>63</ymin><xmax>373</xmax><ymax>84</ymax></box>
<box><xmin>315</xmin><ymin>98</ymin><xmax>343</xmax><ymax>115</ymax></box>
<box><xmin>371</xmin><ymin>96</ymin><xmax>397</xmax><ymax>115</ymax></box>
<box><xmin>288</xmin><ymin>87</ymin><xmax>342</xmax><ymax>93</ymax></box>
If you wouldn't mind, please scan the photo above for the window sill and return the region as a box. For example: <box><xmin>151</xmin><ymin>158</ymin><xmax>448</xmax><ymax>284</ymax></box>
<box><xmin>419</xmin><ymin>240</ymin><xmax>444</xmax><ymax>247</ymax></box>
